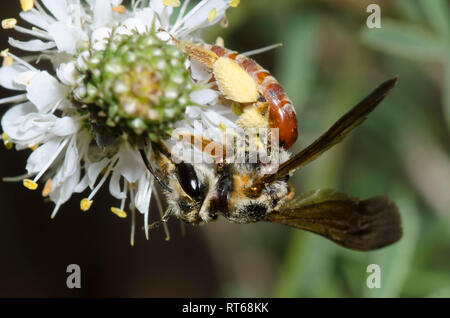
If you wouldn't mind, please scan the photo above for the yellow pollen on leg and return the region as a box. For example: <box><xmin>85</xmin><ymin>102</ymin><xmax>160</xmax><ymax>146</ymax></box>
<box><xmin>229</xmin><ymin>0</ymin><xmax>240</xmax><ymax>8</ymax></box>
<box><xmin>110</xmin><ymin>207</ymin><xmax>127</xmax><ymax>218</ymax></box>
<box><xmin>2</xmin><ymin>18</ymin><xmax>17</xmax><ymax>29</ymax></box>
<box><xmin>236</xmin><ymin>105</ymin><xmax>269</xmax><ymax>129</ymax></box>
<box><xmin>23</xmin><ymin>179</ymin><xmax>38</xmax><ymax>190</ymax></box>
<box><xmin>20</xmin><ymin>0</ymin><xmax>34</xmax><ymax>12</ymax></box>
<box><xmin>163</xmin><ymin>0</ymin><xmax>181</xmax><ymax>7</ymax></box>
<box><xmin>213</xmin><ymin>57</ymin><xmax>259</xmax><ymax>103</ymax></box>
<box><xmin>80</xmin><ymin>198</ymin><xmax>93</xmax><ymax>211</ymax></box>
<box><xmin>112</xmin><ymin>5</ymin><xmax>126</xmax><ymax>13</ymax></box>
<box><xmin>208</xmin><ymin>8</ymin><xmax>217</xmax><ymax>22</ymax></box>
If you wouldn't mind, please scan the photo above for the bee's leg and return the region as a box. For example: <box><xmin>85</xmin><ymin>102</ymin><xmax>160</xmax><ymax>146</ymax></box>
<box><xmin>177</xmin><ymin>132</ymin><xmax>226</xmax><ymax>163</ymax></box>
<box><xmin>154</xmin><ymin>188</ymin><xmax>171</xmax><ymax>241</ymax></box>
<box><xmin>236</xmin><ymin>102</ymin><xmax>270</xmax><ymax>130</ymax></box>
<box><xmin>139</xmin><ymin>149</ymin><xmax>172</xmax><ymax>192</ymax></box>
<box><xmin>148</xmin><ymin>208</ymin><xmax>174</xmax><ymax>230</ymax></box>
<box><xmin>183</xmin><ymin>44</ymin><xmax>218</xmax><ymax>69</ymax></box>
<box><xmin>150</xmin><ymin>140</ymin><xmax>173</xmax><ymax>160</ymax></box>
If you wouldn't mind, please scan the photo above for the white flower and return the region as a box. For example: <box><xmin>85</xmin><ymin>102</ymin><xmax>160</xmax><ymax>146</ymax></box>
<box><xmin>0</xmin><ymin>0</ymin><xmax>240</xmax><ymax>245</ymax></box>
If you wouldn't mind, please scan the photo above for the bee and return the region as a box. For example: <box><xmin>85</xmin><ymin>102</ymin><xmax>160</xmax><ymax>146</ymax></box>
<box><xmin>139</xmin><ymin>41</ymin><xmax>402</xmax><ymax>251</ymax></box>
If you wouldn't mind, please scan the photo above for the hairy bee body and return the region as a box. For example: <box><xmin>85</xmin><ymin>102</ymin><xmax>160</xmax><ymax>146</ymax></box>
<box><xmin>155</xmin><ymin>144</ymin><xmax>293</xmax><ymax>226</ymax></box>
<box><xmin>142</xmin><ymin>40</ymin><xmax>402</xmax><ymax>251</ymax></box>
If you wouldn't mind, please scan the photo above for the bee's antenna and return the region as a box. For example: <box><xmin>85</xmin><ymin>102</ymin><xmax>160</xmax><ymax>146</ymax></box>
<box><xmin>241</xmin><ymin>43</ymin><xmax>283</xmax><ymax>57</ymax></box>
<box><xmin>139</xmin><ymin>149</ymin><xmax>172</xmax><ymax>192</ymax></box>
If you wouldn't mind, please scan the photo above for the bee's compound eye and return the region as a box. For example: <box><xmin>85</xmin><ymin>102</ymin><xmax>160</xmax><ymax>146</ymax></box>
<box><xmin>176</xmin><ymin>162</ymin><xmax>202</xmax><ymax>200</ymax></box>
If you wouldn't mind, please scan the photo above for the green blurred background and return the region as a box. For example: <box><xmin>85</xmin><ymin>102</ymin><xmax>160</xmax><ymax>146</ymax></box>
<box><xmin>0</xmin><ymin>0</ymin><xmax>449</xmax><ymax>297</ymax></box>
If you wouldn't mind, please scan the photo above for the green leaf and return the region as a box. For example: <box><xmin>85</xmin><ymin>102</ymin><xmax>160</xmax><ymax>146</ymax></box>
<box><xmin>391</xmin><ymin>0</ymin><xmax>422</xmax><ymax>22</ymax></box>
<box><xmin>419</xmin><ymin>0</ymin><xmax>449</xmax><ymax>36</ymax></box>
<box><xmin>403</xmin><ymin>270</ymin><xmax>450</xmax><ymax>297</ymax></box>
<box><xmin>360</xmin><ymin>19</ymin><xmax>445</xmax><ymax>61</ymax></box>
<box><xmin>277</xmin><ymin>11</ymin><xmax>319</xmax><ymax>113</ymax></box>
<box><xmin>445</xmin><ymin>48</ymin><xmax>450</xmax><ymax>131</ymax></box>
<box><xmin>273</xmin><ymin>232</ymin><xmax>339</xmax><ymax>297</ymax></box>
<box><xmin>427</xmin><ymin>286</ymin><xmax>450</xmax><ymax>298</ymax></box>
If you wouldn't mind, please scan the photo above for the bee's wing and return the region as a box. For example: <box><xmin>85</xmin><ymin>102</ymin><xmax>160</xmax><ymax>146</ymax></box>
<box><xmin>253</xmin><ymin>77</ymin><xmax>398</xmax><ymax>187</ymax></box>
<box><xmin>264</xmin><ymin>189</ymin><xmax>402</xmax><ymax>251</ymax></box>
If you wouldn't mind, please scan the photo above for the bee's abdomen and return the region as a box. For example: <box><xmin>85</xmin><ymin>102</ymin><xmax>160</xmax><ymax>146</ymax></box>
<box><xmin>209</xmin><ymin>45</ymin><xmax>298</xmax><ymax>149</ymax></box>
<box><xmin>261</xmin><ymin>78</ymin><xmax>298</xmax><ymax>149</ymax></box>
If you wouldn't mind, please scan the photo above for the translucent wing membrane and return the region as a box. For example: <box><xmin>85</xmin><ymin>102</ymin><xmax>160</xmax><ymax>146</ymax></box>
<box><xmin>265</xmin><ymin>189</ymin><xmax>402</xmax><ymax>251</ymax></box>
<box><xmin>253</xmin><ymin>77</ymin><xmax>398</xmax><ymax>188</ymax></box>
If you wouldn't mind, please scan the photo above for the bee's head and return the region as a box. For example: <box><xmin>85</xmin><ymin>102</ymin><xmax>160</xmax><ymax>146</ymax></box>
<box><xmin>164</xmin><ymin>159</ymin><xmax>216</xmax><ymax>224</ymax></box>
<box><xmin>163</xmin><ymin>156</ymin><xmax>291</xmax><ymax>225</ymax></box>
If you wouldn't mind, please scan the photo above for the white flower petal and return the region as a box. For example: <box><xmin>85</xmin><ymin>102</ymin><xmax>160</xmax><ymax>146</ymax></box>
<box><xmin>114</xmin><ymin>25</ymin><xmax>132</xmax><ymax>36</ymax></box>
<box><xmin>26</xmin><ymin>138</ymin><xmax>61</xmax><ymax>174</ymax></box>
<box><xmin>8</xmin><ymin>38</ymin><xmax>56</xmax><ymax>51</ymax></box>
<box><xmin>56</xmin><ymin>62</ymin><xmax>77</xmax><ymax>85</ymax></box>
<box><xmin>190</xmin><ymin>59</ymin><xmax>212</xmax><ymax>83</ymax></box>
<box><xmin>42</xmin><ymin>0</ymin><xmax>68</xmax><ymax>22</ymax></box>
<box><xmin>74</xmin><ymin>174</ymin><xmax>88</xmax><ymax>193</ymax></box>
<box><xmin>150</xmin><ymin>0</ymin><xmax>173</xmax><ymax>29</ymax></box>
<box><xmin>47</xmin><ymin>22</ymin><xmax>88</xmax><ymax>54</ymax></box>
<box><xmin>54</xmin><ymin>138</ymin><xmax>79</xmax><ymax>182</ymax></box>
<box><xmin>0</xmin><ymin>103</ymin><xmax>53</xmax><ymax>144</ymax></box>
<box><xmin>14</xmin><ymin>71</ymin><xmax>39</xmax><ymax>87</ymax></box>
<box><xmin>116</xmin><ymin>144</ymin><xmax>144</xmax><ymax>183</ymax></box>
<box><xmin>0</xmin><ymin>65</ymin><xmax>28</xmax><ymax>90</ymax></box>
<box><xmin>76</xmin><ymin>51</ymin><xmax>90</xmax><ymax>71</ymax></box>
<box><xmin>50</xmin><ymin>117</ymin><xmax>79</xmax><ymax>136</ymax></box>
<box><xmin>174</xmin><ymin>0</ymin><xmax>229</xmax><ymax>36</ymax></box>
<box><xmin>87</xmin><ymin>158</ymin><xmax>109</xmax><ymax>189</ymax></box>
<box><xmin>109</xmin><ymin>170</ymin><xmax>126</xmax><ymax>199</ymax></box>
<box><xmin>26</xmin><ymin>71</ymin><xmax>68</xmax><ymax>113</ymax></box>
<box><xmin>19</xmin><ymin>9</ymin><xmax>52</xmax><ymax>30</ymax></box>
<box><xmin>156</xmin><ymin>31</ymin><xmax>171</xmax><ymax>42</ymax></box>
<box><xmin>204</xmin><ymin>106</ymin><xmax>238</xmax><ymax>128</ymax></box>
<box><xmin>50</xmin><ymin>167</ymin><xmax>80</xmax><ymax>206</ymax></box>
<box><xmin>133</xmin><ymin>8</ymin><xmax>156</xmax><ymax>31</ymax></box>
<box><xmin>92</xmin><ymin>0</ymin><xmax>115</xmax><ymax>28</ymax></box>
<box><xmin>91</xmin><ymin>27</ymin><xmax>112</xmax><ymax>51</ymax></box>
<box><xmin>190</xmin><ymin>88</ymin><xmax>218</xmax><ymax>105</ymax></box>
<box><xmin>122</xmin><ymin>18</ymin><xmax>147</xmax><ymax>34</ymax></box>
<box><xmin>185</xmin><ymin>106</ymin><xmax>202</xmax><ymax>119</ymax></box>
<box><xmin>135</xmin><ymin>173</ymin><xmax>153</xmax><ymax>214</ymax></box>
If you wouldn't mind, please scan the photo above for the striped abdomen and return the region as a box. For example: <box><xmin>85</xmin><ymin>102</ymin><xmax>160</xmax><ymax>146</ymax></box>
<box><xmin>208</xmin><ymin>45</ymin><xmax>298</xmax><ymax>149</ymax></box>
